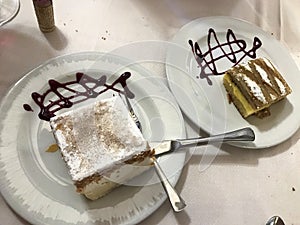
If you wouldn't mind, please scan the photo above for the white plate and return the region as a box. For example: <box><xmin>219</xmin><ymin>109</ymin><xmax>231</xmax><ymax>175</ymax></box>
<box><xmin>166</xmin><ymin>16</ymin><xmax>300</xmax><ymax>148</ymax></box>
<box><xmin>0</xmin><ymin>52</ymin><xmax>186</xmax><ymax>225</ymax></box>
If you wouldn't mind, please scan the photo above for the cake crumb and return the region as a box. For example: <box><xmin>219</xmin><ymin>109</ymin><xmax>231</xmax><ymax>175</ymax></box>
<box><xmin>46</xmin><ymin>144</ymin><xmax>59</xmax><ymax>152</ymax></box>
<box><xmin>227</xmin><ymin>93</ymin><xmax>233</xmax><ymax>104</ymax></box>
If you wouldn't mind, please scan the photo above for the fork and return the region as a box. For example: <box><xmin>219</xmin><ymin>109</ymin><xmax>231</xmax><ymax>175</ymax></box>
<box><xmin>119</xmin><ymin>93</ymin><xmax>186</xmax><ymax>212</ymax></box>
<box><xmin>122</xmin><ymin>93</ymin><xmax>142</xmax><ymax>131</ymax></box>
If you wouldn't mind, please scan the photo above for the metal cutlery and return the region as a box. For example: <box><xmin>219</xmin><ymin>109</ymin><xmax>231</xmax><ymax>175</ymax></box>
<box><xmin>152</xmin><ymin>158</ymin><xmax>186</xmax><ymax>212</ymax></box>
<box><xmin>121</xmin><ymin>92</ymin><xmax>142</xmax><ymax>131</ymax></box>
<box><xmin>119</xmin><ymin>93</ymin><xmax>256</xmax><ymax>213</ymax></box>
<box><xmin>119</xmin><ymin>93</ymin><xmax>186</xmax><ymax>212</ymax></box>
<box><xmin>150</xmin><ymin>127</ymin><xmax>255</xmax><ymax>156</ymax></box>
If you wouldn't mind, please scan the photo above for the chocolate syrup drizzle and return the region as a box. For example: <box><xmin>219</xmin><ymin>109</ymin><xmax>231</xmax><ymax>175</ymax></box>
<box><xmin>188</xmin><ymin>28</ymin><xmax>262</xmax><ymax>85</ymax></box>
<box><xmin>23</xmin><ymin>72</ymin><xmax>134</xmax><ymax>121</ymax></box>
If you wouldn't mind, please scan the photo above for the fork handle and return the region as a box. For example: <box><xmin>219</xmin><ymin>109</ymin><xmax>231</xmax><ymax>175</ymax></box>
<box><xmin>153</xmin><ymin>158</ymin><xmax>186</xmax><ymax>212</ymax></box>
<box><xmin>177</xmin><ymin>127</ymin><xmax>255</xmax><ymax>147</ymax></box>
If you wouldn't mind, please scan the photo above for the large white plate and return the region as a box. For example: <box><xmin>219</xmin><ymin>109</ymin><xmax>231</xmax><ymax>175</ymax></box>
<box><xmin>166</xmin><ymin>16</ymin><xmax>300</xmax><ymax>148</ymax></box>
<box><xmin>0</xmin><ymin>52</ymin><xmax>186</xmax><ymax>225</ymax></box>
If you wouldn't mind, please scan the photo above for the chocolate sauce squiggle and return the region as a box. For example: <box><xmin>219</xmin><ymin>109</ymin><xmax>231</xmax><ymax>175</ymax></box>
<box><xmin>188</xmin><ymin>28</ymin><xmax>262</xmax><ymax>85</ymax></box>
<box><xmin>23</xmin><ymin>72</ymin><xmax>134</xmax><ymax>121</ymax></box>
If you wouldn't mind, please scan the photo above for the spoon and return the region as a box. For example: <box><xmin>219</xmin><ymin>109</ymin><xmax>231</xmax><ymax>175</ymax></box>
<box><xmin>266</xmin><ymin>216</ymin><xmax>285</xmax><ymax>225</ymax></box>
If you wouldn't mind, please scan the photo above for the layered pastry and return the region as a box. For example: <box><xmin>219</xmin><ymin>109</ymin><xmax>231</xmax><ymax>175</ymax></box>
<box><xmin>223</xmin><ymin>57</ymin><xmax>292</xmax><ymax>118</ymax></box>
<box><xmin>50</xmin><ymin>96</ymin><xmax>154</xmax><ymax>200</ymax></box>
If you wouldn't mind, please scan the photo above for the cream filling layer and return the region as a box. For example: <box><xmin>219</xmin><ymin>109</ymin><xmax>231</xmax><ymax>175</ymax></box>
<box><xmin>223</xmin><ymin>74</ymin><xmax>256</xmax><ymax>117</ymax></box>
<box><xmin>82</xmin><ymin>157</ymin><xmax>153</xmax><ymax>200</ymax></box>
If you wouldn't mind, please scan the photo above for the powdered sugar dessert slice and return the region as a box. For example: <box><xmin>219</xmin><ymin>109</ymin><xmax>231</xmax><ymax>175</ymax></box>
<box><xmin>223</xmin><ymin>57</ymin><xmax>292</xmax><ymax>118</ymax></box>
<box><xmin>50</xmin><ymin>96</ymin><xmax>154</xmax><ymax>200</ymax></box>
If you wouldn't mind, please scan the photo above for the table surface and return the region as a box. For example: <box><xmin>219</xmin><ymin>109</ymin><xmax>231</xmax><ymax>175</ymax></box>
<box><xmin>1</xmin><ymin>0</ymin><xmax>300</xmax><ymax>224</ymax></box>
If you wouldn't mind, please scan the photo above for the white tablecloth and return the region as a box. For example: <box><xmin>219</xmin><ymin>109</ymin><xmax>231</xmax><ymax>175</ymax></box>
<box><xmin>1</xmin><ymin>0</ymin><xmax>300</xmax><ymax>224</ymax></box>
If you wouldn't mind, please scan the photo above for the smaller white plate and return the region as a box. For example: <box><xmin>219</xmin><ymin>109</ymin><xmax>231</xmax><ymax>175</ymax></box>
<box><xmin>166</xmin><ymin>16</ymin><xmax>300</xmax><ymax>149</ymax></box>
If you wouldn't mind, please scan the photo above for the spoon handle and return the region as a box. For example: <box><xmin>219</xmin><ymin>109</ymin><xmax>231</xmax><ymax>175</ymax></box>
<box><xmin>153</xmin><ymin>158</ymin><xmax>186</xmax><ymax>212</ymax></box>
<box><xmin>177</xmin><ymin>127</ymin><xmax>255</xmax><ymax>147</ymax></box>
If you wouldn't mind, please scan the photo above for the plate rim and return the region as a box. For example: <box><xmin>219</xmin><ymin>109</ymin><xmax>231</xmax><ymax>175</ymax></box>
<box><xmin>0</xmin><ymin>51</ymin><xmax>186</xmax><ymax>225</ymax></box>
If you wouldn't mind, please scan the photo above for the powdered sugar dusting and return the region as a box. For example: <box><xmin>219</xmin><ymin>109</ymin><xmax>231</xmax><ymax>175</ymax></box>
<box><xmin>275</xmin><ymin>77</ymin><xmax>287</xmax><ymax>95</ymax></box>
<box><xmin>262</xmin><ymin>57</ymin><xmax>276</xmax><ymax>71</ymax></box>
<box><xmin>237</xmin><ymin>73</ymin><xmax>267</xmax><ymax>103</ymax></box>
<box><xmin>254</xmin><ymin>63</ymin><xmax>272</xmax><ymax>86</ymax></box>
<box><xmin>243</xmin><ymin>62</ymin><xmax>252</xmax><ymax>72</ymax></box>
<box><xmin>50</xmin><ymin>96</ymin><xmax>147</xmax><ymax>181</ymax></box>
